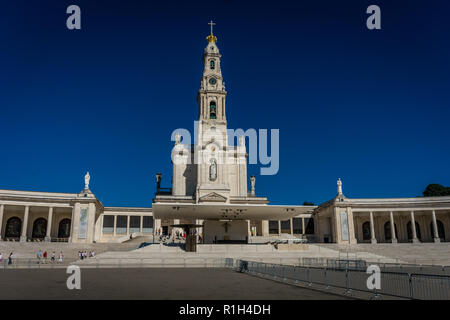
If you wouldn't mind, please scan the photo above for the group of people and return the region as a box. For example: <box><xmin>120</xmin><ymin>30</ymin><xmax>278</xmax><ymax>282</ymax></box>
<box><xmin>156</xmin><ymin>228</ymin><xmax>203</xmax><ymax>243</ymax></box>
<box><xmin>36</xmin><ymin>250</ymin><xmax>63</xmax><ymax>264</ymax></box>
<box><xmin>78</xmin><ymin>250</ymin><xmax>95</xmax><ymax>260</ymax></box>
<box><xmin>0</xmin><ymin>252</ymin><xmax>14</xmax><ymax>265</ymax></box>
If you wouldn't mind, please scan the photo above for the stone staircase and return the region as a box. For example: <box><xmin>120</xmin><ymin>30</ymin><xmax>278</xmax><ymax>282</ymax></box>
<box><xmin>74</xmin><ymin>242</ymin><xmax>400</xmax><ymax>267</ymax></box>
<box><xmin>314</xmin><ymin>243</ymin><xmax>450</xmax><ymax>265</ymax></box>
<box><xmin>0</xmin><ymin>242</ymin><xmax>138</xmax><ymax>263</ymax></box>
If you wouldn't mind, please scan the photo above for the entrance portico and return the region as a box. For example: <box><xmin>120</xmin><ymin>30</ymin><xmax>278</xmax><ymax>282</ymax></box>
<box><xmin>153</xmin><ymin>203</ymin><xmax>313</xmax><ymax>244</ymax></box>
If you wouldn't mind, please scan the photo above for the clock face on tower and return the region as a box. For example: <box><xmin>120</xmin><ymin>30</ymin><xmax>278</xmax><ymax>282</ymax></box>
<box><xmin>209</xmin><ymin>78</ymin><xmax>217</xmax><ymax>85</ymax></box>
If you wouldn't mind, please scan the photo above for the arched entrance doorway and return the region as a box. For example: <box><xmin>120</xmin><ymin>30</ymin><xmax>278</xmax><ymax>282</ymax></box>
<box><xmin>362</xmin><ymin>221</ymin><xmax>371</xmax><ymax>241</ymax></box>
<box><xmin>58</xmin><ymin>219</ymin><xmax>71</xmax><ymax>238</ymax></box>
<box><xmin>5</xmin><ymin>217</ymin><xmax>22</xmax><ymax>238</ymax></box>
<box><xmin>407</xmin><ymin>221</ymin><xmax>422</xmax><ymax>241</ymax></box>
<box><xmin>384</xmin><ymin>221</ymin><xmax>398</xmax><ymax>241</ymax></box>
<box><xmin>32</xmin><ymin>218</ymin><xmax>47</xmax><ymax>239</ymax></box>
<box><xmin>430</xmin><ymin>220</ymin><xmax>446</xmax><ymax>241</ymax></box>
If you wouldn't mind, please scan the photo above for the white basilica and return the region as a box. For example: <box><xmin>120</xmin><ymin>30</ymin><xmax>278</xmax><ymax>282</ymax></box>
<box><xmin>0</xmin><ymin>26</ymin><xmax>449</xmax><ymax>245</ymax></box>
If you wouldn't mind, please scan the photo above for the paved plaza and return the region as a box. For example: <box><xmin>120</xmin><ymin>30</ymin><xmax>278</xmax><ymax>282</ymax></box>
<box><xmin>0</xmin><ymin>268</ymin><xmax>349</xmax><ymax>300</ymax></box>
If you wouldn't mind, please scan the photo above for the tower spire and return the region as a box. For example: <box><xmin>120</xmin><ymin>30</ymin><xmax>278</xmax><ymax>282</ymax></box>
<box><xmin>206</xmin><ymin>20</ymin><xmax>217</xmax><ymax>43</ymax></box>
<box><xmin>208</xmin><ymin>20</ymin><xmax>216</xmax><ymax>35</ymax></box>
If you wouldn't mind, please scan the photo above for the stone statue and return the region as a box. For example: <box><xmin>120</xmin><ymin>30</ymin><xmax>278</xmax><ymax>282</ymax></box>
<box><xmin>209</xmin><ymin>159</ymin><xmax>217</xmax><ymax>181</ymax></box>
<box><xmin>337</xmin><ymin>178</ymin><xmax>343</xmax><ymax>195</ymax></box>
<box><xmin>156</xmin><ymin>173</ymin><xmax>162</xmax><ymax>191</ymax></box>
<box><xmin>84</xmin><ymin>172</ymin><xmax>90</xmax><ymax>190</ymax></box>
<box><xmin>250</xmin><ymin>175</ymin><xmax>256</xmax><ymax>195</ymax></box>
<box><xmin>174</xmin><ymin>134</ymin><xmax>181</xmax><ymax>145</ymax></box>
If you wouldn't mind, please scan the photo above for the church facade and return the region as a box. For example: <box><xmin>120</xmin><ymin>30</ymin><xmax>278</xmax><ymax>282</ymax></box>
<box><xmin>0</xmin><ymin>27</ymin><xmax>449</xmax><ymax>245</ymax></box>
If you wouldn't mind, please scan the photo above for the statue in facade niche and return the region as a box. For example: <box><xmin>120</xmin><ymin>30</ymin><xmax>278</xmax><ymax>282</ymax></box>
<box><xmin>209</xmin><ymin>158</ymin><xmax>217</xmax><ymax>181</ymax></box>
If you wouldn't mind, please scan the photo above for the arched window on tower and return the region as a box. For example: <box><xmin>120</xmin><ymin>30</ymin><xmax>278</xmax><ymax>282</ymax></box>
<box><xmin>210</xmin><ymin>60</ymin><xmax>215</xmax><ymax>70</ymax></box>
<box><xmin>210</xmin><ymin>101</ymin><xmax>217</xmax><ymax>119</ymax></box>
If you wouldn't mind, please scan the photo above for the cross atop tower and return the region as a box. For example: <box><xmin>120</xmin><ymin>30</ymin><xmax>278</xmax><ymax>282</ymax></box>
<box><xmin>208</xmin><ymin>20</ymin><xmax>216</xmax><ymax>35</ymax></box>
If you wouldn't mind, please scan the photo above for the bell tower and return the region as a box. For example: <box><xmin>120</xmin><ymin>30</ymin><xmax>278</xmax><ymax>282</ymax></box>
<box><xmin>197</xmin><ymin>21</ymin><xmax>228</xmax><ymax>148</ymax></box>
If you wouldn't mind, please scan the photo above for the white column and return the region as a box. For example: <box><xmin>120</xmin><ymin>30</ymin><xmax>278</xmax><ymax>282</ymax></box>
<box><xmin>45</xmin><ymin>207</ymin><xmax>53</xmax><ymax>242</ymax></box>
<box><xmin>278</xmin><ymin>220</ymin><xmax>281</xmax><ymax>235</ymax></box>
<box><xmin>0</xmin><ymin>204</ymin><xmax>4</xmax><ymax>240</ymax></box>
<box><xmin>369</xmin><ymin>211</ymin><xmax>377</xmax><ymax>244</ymax></box>
<box><xmin>431</xmin><ymin>210</ymin><xmax>440</xmax><ymax>243</ymax></box>
<box><xmin>410</xmin><ymin>211</ymin><xmax>419</xmax><ymax>243</ymax></box>
<box><xmin>126</xmin><ymin>216</ymin><xmax>130</xmax><ymax>236</ymax></box>
<box><xmin>290</xmin><ymin>218</ymin><xmax>294</xmax><ymax>235</ymax></box>
<box><xmin>173</xmin><ymin>219</ymin><xmax>180</xmax><ymax>237</ymax></box>
<box><xmin>20</xmin><ymin>206</ymin><xmax>30</xmax><ymax>242</ymax></box>
<box><xmin>100</xmin><ymin>215</ymin><xmax>104</xmax><ymax>237</ymax></box>
<box><xmin>113</xmin><ymin>215</ymin><xmax>117</xmax><ymax>236</ymax></box>
<box><xmin>389</xmin><ymin>211</ymin><xmax>397</xmax><ymax>243</ymax></box>
<box><xmin>140</xmin><ymin>215</ymin><xmax>143</xmax><ymax>233</ymax></box>
<box><xmin>302</xmin><ymin>218</ymin><xmax>305</xmax><ymax>236</ymax></box>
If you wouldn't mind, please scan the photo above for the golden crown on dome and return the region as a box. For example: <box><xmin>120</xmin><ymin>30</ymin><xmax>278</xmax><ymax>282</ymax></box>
<box><xmin>206</xmin><ymin>20</ymin><xmax>217</xmax><ymax>43</ymax></box>
<box><xmin>206</xmin><ymin>34</ymin><xmax>217</xmax><ymax>43</ymax></box>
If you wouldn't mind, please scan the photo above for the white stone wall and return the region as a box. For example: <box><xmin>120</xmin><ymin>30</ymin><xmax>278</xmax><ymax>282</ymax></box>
<box><xmin>203</xmin><ymin>220</ymin><xmax>248</xmax><ymax>243</ymax></box>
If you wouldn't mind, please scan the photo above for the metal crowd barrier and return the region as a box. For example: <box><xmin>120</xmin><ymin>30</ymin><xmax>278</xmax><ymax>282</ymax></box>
<box><xmin>300</xmin><ymin>258</ymin><xmax>450</xmax><ymax>276</ymax></box>
<box><xmin>236</xmin><ymin>260</ymin><xmax>450</xmax><ymax>300</ymax></box>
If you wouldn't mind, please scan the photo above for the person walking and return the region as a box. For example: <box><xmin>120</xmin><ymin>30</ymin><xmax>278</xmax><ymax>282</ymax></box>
<box><xmin>43</xmin><ymin>251</ymin><xmax>47</xmax><ymax>264</ymax></box>
<box><xmin>58</xmin><ymin>252</ymin><xmax>63</xmax><ymax>264</ymax></box>
<box><xmin>36</xmin><ymin>249</ymin><xmax>42</xmax><ymax>264</ymax></box>
<box><xmin>51</xmin><ymin>251</ymin><xmax>55</xmax><ymax>263</ymax></box>
<box><xmin>8</xmin><ymin>252</ymin><xmax>13</xmax><ymax>265</ymax></box>
<box><xmin>0</xmin><ymin>252</ymin><xmax>2</xmax><ymax>264</ymax></box>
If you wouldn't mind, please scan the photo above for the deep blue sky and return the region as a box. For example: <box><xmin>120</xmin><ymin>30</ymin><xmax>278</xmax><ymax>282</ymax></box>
<box><xmin>1</xmin><ymin>0</ymin><xmax>449</xmax><ymax>207</ymax></box>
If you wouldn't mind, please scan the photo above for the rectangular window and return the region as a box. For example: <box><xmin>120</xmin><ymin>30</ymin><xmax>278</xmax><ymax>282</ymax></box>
<box><xmin>116</xmin><ymin>216</ymin><xmax>127</xmax><ymax>234</ymax></box>
<box><xmin>143</xmin><ymin>216</ymin><xmax>154</xmax><ymax>234</ymax></box>
<box><xmin>130</xmin><ymin>216</ymin><xmax>140</xmax><ymax>234</ymax></box>
<box><xmin>293</xmin><ymin>218</ymin><xmax>303</xmax><ymax>234</ymax></box>
<box><xmin>280</xmin><ymin>220</ymin><xmax>291</xmax><ymax>234</ymax></box>
<box><xmin>103</xmin><ymin>215</ymin><xmax>114</xmax><ymax>234</ymax></box>
<box><xmin>305</xmin><ymin>218</ymin><xmax>315</xmax><ymax>235</ymax></box>
<box><xmin>269</xmin><ymin>220</ymin><xmax>278</xmax><ymax>234</ymax></box>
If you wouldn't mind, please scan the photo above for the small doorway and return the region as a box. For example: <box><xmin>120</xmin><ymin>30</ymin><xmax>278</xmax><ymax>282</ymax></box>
<box><xmin>162</xmin><ymin>226</ymin><xmax>168</xmax><ymax>235</ymax></box>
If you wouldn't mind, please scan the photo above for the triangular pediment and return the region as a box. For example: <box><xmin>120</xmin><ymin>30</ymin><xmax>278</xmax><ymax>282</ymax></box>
<box><xmin>199</xmin><ymin>192</ymin><xmax>227</xmax><ymax>203</ymax></box>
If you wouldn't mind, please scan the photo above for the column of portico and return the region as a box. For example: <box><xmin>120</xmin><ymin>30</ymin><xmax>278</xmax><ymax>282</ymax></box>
<box><xmin>431</xmin><ymin>210</ymin><xmax>440</xmax><ymax>243</ymax></box>
<box><xmin>113</xmin><ymin>215</ymin><xmax>117</xmax><ymax>236</ymax></box>
<box><xmin>410</xmin><ymin>211</ymin><xmax>419</xmax><ymax>243</ymax></box>
<box><xmin>20</xmin><ymin>206</ymin><xmax>30</xmax><ymax>242</ymax></box>
<box><xmin>389</xmin><ymin>211</ymin><xmax>398</xmax><ymax>243</ymax></box>
<box><xmin>369</xmin><ymin>211</ymin><xmax>377</xmax><ymax>244</ymax></box>
<box><xmin>45</xmin><ymin>207</ymin><xmax>53</xmax><ymax>242</ymax></box>
<box><xmin>0</xmin><ymin>204</ymin><xmax>4</xmax><ymax>240</ymax></box>
<box><xmin>278</xmin><ymin>220</ymin><xmax>281</xmax><ymax>235</ymax></box>
<box><xmin>140</xmin><ymin>215</ymin><xmax>144</xmax><ymax>233</ymax></box>
<box><xmin>126</xmin><ymin>215</ymin><xmax>130</xmax><ymax>236</ymax></box>
<box><xmin>290</xmin><ymin>218</ymin><xmax>293</xmax><ymax>235</ymax></box>
<box><xmin>302</xmin><ymin>218</ymin><xmax>305</xmax><ymax>236</ymax></box>
<box><xmin>261</xmin><ymin>220</ymin><xmax>269</xmax><ymax>237</ymax></box>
